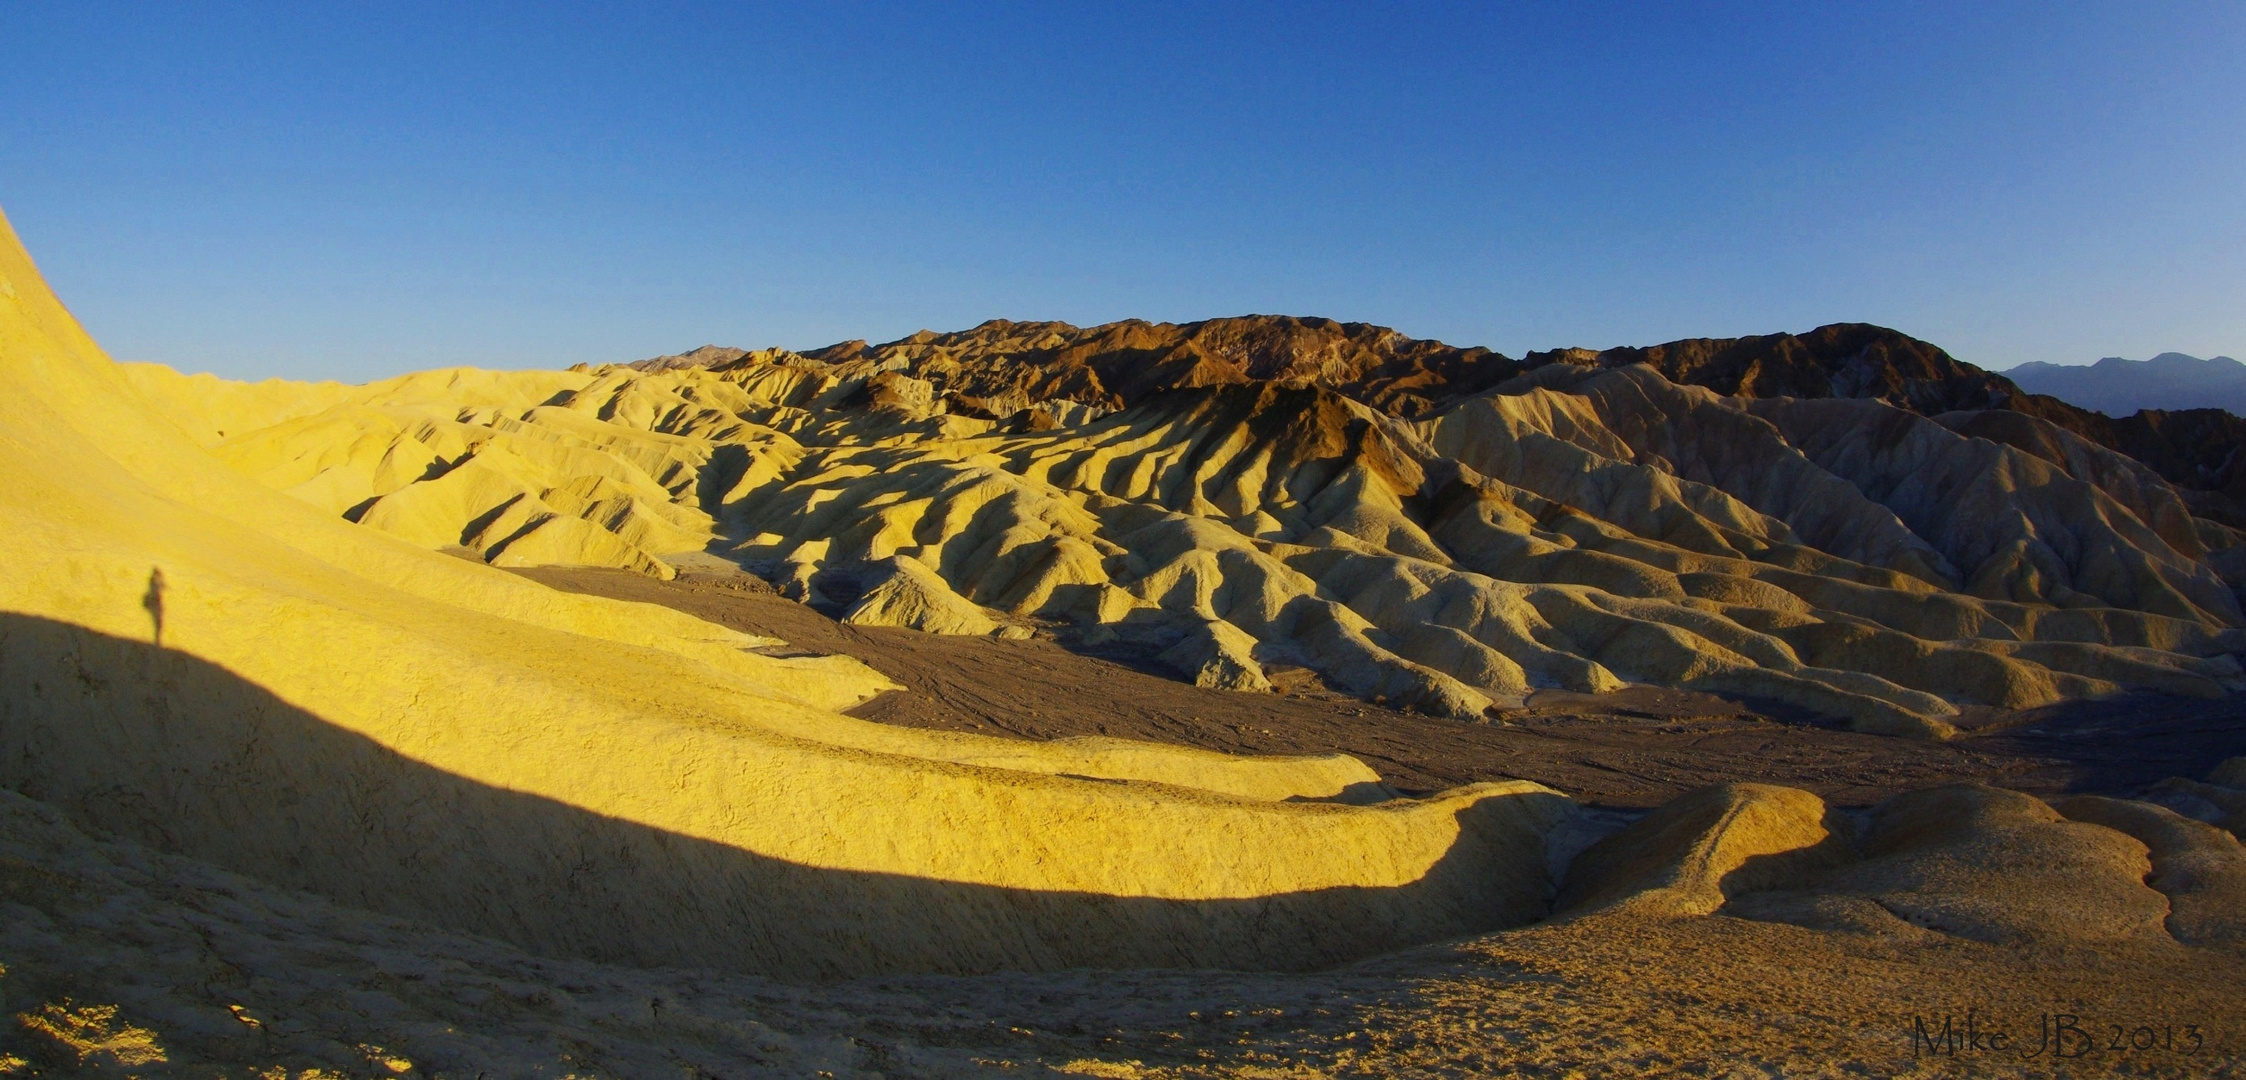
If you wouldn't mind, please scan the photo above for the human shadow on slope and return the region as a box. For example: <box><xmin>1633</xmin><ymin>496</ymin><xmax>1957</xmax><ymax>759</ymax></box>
<box><xmin>140</xmin><ymin>567</ymin><xmax>166</xmax><ymax>646</ymax></box>
<box><xmin>0</xmin><ymin>612</ymin><xmax>1557</xmax><ymax>982</ymax></box>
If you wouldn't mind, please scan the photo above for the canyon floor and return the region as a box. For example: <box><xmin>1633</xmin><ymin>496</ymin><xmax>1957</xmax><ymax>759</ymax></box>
<box><xmin>523</xmin><ymin>565</ymin><xmax>2246</xmax><ymax>809</ymax></box>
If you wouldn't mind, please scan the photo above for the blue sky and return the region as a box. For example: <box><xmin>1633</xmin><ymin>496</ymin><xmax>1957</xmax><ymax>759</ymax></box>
<box><xmin>2</xmin><ymin>2</ymin><xmax>2241</xmax><ymax>382</ymax></box>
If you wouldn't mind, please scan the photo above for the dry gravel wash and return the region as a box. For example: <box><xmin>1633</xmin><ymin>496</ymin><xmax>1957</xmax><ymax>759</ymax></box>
<box><xmin>4</xmin><ymin>785</ymin><xmax>2243</xmax><ymax>1078</ymax></box>
<box><xmin>519</xmin><ymin>567</ymin><xmax>2246</xmax><ymax>807</ymax></box>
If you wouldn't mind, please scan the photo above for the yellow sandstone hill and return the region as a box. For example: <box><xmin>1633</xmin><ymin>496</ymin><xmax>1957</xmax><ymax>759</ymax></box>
<box><xmin>119</xmin><ymin>307</ymin><xmax>2246</xmax><ymax>740</ymax></box>
<box><xmin>0</xmin><ymin>207</ymin><xmax>1578</xmax><ymax>978</ymax></box>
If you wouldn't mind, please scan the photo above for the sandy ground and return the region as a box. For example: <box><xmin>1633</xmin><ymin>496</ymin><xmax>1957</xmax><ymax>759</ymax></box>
<box><xmin>6</xmin><ymin>566</ymin><xmax>2242</xmax><ymax>1075</ymax></box>
<box><xmin>4</xmin><ymin>783</ymin><xmax>2242</xmax><ymax>1078</ymax></box>
<box><xmin>516</xmin><ymin>567</ymin><xmax>2246</xmax><ymax>808</ymax></box>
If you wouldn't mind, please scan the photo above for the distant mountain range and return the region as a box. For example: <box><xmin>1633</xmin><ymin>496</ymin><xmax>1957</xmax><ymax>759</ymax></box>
<box><xmin>2006</xmin><ymin>353</ymin><xmax>2246</xmax><ymax>417</ymax></box>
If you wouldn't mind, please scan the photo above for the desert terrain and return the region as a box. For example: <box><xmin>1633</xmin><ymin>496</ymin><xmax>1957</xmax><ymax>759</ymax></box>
<box><xmin>4</xmin><ymin>200</ymin><xmax>2246</xmax><ymax>1078</ymax></box>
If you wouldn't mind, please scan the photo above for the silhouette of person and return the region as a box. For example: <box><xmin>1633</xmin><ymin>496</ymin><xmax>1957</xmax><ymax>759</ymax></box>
<box><xmin>143</xmin><ymin>567</ymin><xmax>167</xmax><ymax>646</ymax></box>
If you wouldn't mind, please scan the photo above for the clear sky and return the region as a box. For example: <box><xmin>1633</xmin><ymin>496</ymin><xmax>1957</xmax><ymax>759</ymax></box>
<box><xmin>2</xmin><ymin>2</ymin><xmax>2241</xmax><ymax>382</ymax></box>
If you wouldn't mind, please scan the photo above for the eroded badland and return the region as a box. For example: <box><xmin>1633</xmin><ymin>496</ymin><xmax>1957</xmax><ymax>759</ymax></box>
<box><xmin>3</xmin><ymin>206</ymin><xmax>2245</xmax><ymax>1076</ymax></box>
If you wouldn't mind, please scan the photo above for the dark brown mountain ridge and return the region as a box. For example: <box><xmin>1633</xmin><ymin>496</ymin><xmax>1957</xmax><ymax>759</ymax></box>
<box><xmin>633</xmin><ymin>315</ymin><xmax>2246</xmax><ymax>510</ymax></box>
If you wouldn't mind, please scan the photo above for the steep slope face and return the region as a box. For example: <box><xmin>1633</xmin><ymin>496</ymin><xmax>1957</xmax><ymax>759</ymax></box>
<box><xmin>1</xmin><ymin>207</ymin><xmax>1590</xmax><ymax>979</ymax></box>
<box><xmin>1743</xmin><ymin>397</ymin><xmax>2236</xmax><ymax>624</ymax></box>
<box><xmin>156</xmin><ymin>321</ymin><xmax>2246</xmax><ymax>739</ymax></box>
<box><xmin>1931</xmin><ymin>409</ymin><xmax>2209</xmax><ymax>557</ymax></box>
<box><xmin>1536</xmin><ymin>325</ymin><xmax>2246</xmax><ymax>513</ymax></box>
<box><xmin>2107</xmin><ymin>408</ymin><xmax>2246</xmax><ymax>510</ymax></box>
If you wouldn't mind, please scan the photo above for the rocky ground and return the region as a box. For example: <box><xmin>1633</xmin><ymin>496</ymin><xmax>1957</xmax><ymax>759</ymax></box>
<box><xmin>5</xmin><ymin>715</ymin><xmax>2244</xmax><ymax>1077</ymax></box>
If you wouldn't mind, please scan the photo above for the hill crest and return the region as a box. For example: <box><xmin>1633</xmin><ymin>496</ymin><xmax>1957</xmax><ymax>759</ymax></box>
<box><xmin>632</xmin><ymin>316</ymin><xmax>2246</xmax><ymax>511</ymax></box>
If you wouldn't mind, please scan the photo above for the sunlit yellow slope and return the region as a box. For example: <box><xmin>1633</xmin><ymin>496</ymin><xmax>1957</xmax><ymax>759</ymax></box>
<box><xmin>0</xmin><ymin>208</ymin><xmax>1567</xmax><ymax>977</ymax></box>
